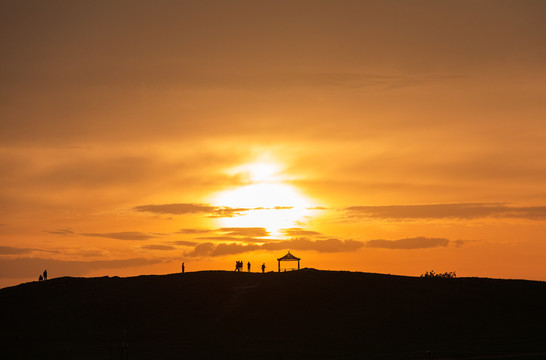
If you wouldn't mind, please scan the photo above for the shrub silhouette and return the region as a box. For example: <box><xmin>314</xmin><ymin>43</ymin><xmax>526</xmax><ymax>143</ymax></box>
<box><xmin>421</xmin><ymin>270</ymin><xmax>456</xmax><ymax>278</ymax></box>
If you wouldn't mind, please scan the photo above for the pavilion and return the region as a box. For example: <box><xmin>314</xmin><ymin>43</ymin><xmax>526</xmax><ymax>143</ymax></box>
<box><xmin>277</xmin><ymin>251</ymin><xmax>300</xmax><ymax>272</ymax></box>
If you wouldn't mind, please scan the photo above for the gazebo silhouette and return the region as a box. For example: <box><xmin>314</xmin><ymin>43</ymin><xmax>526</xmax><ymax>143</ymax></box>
<box><xmin>277</xmin><ymin>251</ymin><xmax>300</xmax><ymax>272</ymax></box>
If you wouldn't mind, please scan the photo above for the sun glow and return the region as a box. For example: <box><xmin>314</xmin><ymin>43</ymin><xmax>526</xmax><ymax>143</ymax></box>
<box><xmin>211</xmin><ymin>161</ymin><xmax>315</xmax><ymax>236</ymax></box>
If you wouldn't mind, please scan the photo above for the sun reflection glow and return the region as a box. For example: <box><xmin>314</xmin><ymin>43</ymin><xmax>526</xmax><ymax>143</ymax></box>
<box><xmin>211</xmin><ymin>161</ymin><xmax>315</xmax><ymax>236</ymax></box>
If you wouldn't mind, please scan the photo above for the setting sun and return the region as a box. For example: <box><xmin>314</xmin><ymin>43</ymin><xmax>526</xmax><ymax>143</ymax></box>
<box><xmin>211</xmin><ymin>161</ymin><xmax>315</xmax><ymax>235</ymax></box>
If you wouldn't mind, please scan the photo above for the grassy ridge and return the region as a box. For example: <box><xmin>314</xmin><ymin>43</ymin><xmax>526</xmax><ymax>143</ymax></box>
<box><xmin>1</xmin><ymin>269</ymin><xmax>545</xmax><ymax>359</ymax></box>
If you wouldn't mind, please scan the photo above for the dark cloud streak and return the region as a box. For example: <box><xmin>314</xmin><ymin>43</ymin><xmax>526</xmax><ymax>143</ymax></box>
<box><xmin>141</xmin><ymin>245</ymin><xmax>176</xmax><ymax>251</ymax></box>
<box><xmin>346</xmin><ymin>203</ymin><xmax>546</xmax><ymax>221</ymax></box>
<box><xmin>133</xmin><ymin>203</ymin><xmax>249</xmax><ymax>218</ymax></box>
<box><xmin>0</xmin><ymin>246</ymin><xmax>34</xmax><ymax>255</ymax></box>
<box><xmin>81</xmin><ymin>232</ymin><xmax>158</xmax><ymax>241</ymax></box>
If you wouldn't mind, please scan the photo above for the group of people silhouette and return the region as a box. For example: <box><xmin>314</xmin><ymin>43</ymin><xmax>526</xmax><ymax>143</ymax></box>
<box><xmin>235</xmin><ymin>261</ymin><xmax>245</xmax><ymax>272</ymax></box>
<box><xmin>38</xmin><ymin>269</ymin><xmax>47</xmax><ymax>282</ymax></box>
<box><xmin>235</xmin><ymin>261</ymin><xmax>266</xmax><ymax>273</ymax></box>
<box><xmin>178</xmin><ymin>261</ymin><xmax>267</xmax><ymax>274</ymax></box>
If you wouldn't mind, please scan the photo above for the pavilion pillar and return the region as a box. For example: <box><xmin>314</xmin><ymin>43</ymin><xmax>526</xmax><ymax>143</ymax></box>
<box><xmin>278</xmin><ymin>260</ymin><xmax>280</xmax><ymax>272</ymax></box>
<box><xmin>298</xmin><ymin>260</ymin><xmax>300</xmax><ymax>270</ymax></box>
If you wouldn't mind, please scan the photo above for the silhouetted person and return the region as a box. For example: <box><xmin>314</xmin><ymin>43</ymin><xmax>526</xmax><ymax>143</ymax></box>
<box><xmin>39</xmin><ymin>274</ymin><xmax>43</xmax><ymax>282</ymax></box>
<box><xmin>247</xmin><ymin>261</ymin><xmax>251</xmax><ymax>272</ymax></box>
<box><xmin>43</xmin><ymin>269</ymin><xmax>47</xmax><ymax>281</ymax></box>
<box><xmin>181</xmin><ymin>262</ymin><xmax>185</xmax><ymax>274</ymax></box>
<box><xmin>261</xmin><ymin>263</ymin><xmax>266</xmax><ymax>273</ymax></box>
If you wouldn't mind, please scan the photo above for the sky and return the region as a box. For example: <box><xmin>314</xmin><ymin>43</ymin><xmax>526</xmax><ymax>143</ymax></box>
<box><xmin>1</xmin><ymin>0</ymin><xmax>546</xmax><ymax>288</ymax></box>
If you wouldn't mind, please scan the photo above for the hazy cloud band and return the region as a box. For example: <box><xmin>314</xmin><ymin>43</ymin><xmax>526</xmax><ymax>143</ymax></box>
<box><xmin>346</xmin><ymin>203</ymin><xmax>546</xmax><ymax>220</ymax></box>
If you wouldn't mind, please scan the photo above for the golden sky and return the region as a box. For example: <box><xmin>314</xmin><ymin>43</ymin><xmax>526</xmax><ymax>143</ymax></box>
<box><xmin>2</xmin><ymin>0</ymin><xmax>546</xmax><ymax>287</ymax></box>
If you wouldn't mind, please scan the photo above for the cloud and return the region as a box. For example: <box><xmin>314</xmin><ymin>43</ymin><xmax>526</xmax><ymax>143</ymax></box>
<box><xmin>186</xmin><ymin>243</ymin><xmax>216</xmax><ymax>257</ymax></box>
<box><xmin>346</xmin><ymin>203</ymin><xmax>546</xmax><ymax>221</ymax></box>
<box><xmin>207</xmin><ymin>207</ymin><xmax>250</xmax><ymax>218</ymax></box>
<box><xmin>184</xmin><ymin>235</ymin><xmax>465</xmax><ymax>257</ymax></box>
<box><xmin>281</xmin><ymin>228</ymin><xmax>321</xmax><ymax>236</ymax></box>
<box><xmin>452</xmin><ymin>240</ymin><xmax>465</xmax><ymax>248</ymax></box>
<box><xmin>0</xmin><ymin>246</ymin><xmax>60</xmax><ymax>255</ymax></box>
<box><xmin>141</xmin><ymin>245</ymin><xmax>176</xmax><ymax>251</ymax></box>
<box><xmin>365</xmin><ymin>237</ymin><xmax>451</xmax><ymax>249</ymax></box>
<box><xmin>218</xmin><ymin>227</ymin><xmax>269</xmax><ymax>237</ymax></box>
<box><xmin>185</xmin><ymin>237</ymin><xmax>365</xmax><ymax>257</ymax></box>
<box><xmin>193</xmin><ymin>227</ymin><xmax>272</xmax><ymax>243</ymax></box>
<box><xmin>506</xmin><ymin>206</ymin><xmax>546</xmax><ymax>220</ymax></box>
<box><xmin>69</xmin><ymin>249</ymin><xmax>109</xmax><ymax>258</ymax></box>
<box><xmin>81</xmin><ymin>232</ymin><xmax>158</xmax><ymax>241</ymax></box>
<box><xmin>266</xmin><ymin>238</ymin><xmax>364</xmax><ymax>253</ymax></box>
<box><xmin>45</xmin><ymin>228</ymin><xmax>76</xmax><ymax>236</ymax></box>
<box><xmin>0</xmin><ymin>257</ymin><xmax>166</xmax><ymax>279</ymax></box>
<box><xmin>170</xmin><ymin>240</ymin><xmax>199</xmax><ymax>246</ymax></box>
<box><xmin>176</xmin><ymin>229</ymin><xmax>214</xmax><ymax>234</ymax></box>
<box><xmin>134</xmin><ymin>203</ymin><xmax>215</xmax><ymax>215</ymax></box>
<box><xmin>163</xmin><ymin>226</ymin><xmax>314</xmax><ymax>244</ymax></box>
<box><xmin>133</xmin><ymin>203</ymin><xmax>249</xmax><ymax>218</ymax></box>
<box><xmin>209</xmin><ymin>243</ymin><xmax>260</xmax><ymax>257</ymax></box>
<box><xmin>196</xmin><ymin>236</ymin><xmax>269</xmax><ymax>243</ymax></box>
<box><xmin>46</xmin><ymin>228</ymin><xmax>161</xmax><ymax>241</ymax></box>
<box><xmin>0</xmin><ymin>246</ymin><xmax>34</xmax><ymax>255</ymax></box>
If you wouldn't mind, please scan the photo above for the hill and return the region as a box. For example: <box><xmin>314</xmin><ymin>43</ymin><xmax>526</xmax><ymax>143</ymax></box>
<box><xmin>1</xmin><ymin>269</ymin><xmax>545</xmax><ymax>359</ymax></box>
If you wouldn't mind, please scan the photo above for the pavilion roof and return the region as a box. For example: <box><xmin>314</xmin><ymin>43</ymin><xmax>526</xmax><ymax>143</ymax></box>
<box><xmin>277</xmin><ymin>251</ymin><xmax>300</xmax><ymax>261</ymax></box>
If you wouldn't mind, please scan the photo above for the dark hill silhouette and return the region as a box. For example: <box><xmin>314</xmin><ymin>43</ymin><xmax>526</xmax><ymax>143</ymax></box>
<box><xmin>1</xmin><ymin>269</ymin><xmax>545</xmax><ymax>359</ymax></box>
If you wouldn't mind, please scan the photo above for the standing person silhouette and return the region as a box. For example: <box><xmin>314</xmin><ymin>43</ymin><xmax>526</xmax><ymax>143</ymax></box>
<box><xmin>43</xmin><ymin>269</ymin><xmax>47</xmax><ymax>281</ymax></box>
<box><xmin>261</xmin><ymin>263</ymin><xmax>266</xmax><ymax>273</ymax></box>
<box><xmin>181</xmin><ymin>262</ymin><xmax>185</xmax><ymax>274</ymax></box>
<box><xmin>247</xmin><ymin>261</ymin><xmax>251</xmax><ymax>272</ymax></box>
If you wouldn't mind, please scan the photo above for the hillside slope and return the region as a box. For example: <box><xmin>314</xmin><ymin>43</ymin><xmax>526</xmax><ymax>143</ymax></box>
<box><xmin>1</xmin><ymin>269</ymin><xmax>545</xmax><ymax>359</ymax></box>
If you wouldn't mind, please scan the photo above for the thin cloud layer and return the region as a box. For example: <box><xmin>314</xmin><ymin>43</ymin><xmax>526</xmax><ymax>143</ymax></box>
<box><xmin>133</xmin><ymin>203</ymin><xmax>249</xmax><ymax>218</ymax></box>
<box><xmin>281</xmin><ymin>228</ymin><xmax>321</xmax><ymax>236</ymax></box>
<box><xmin>176</xmin><ymin>229</ymin><xmax>214</xmax><ymax>234</ymax></box>
<box><xmin>346</xmin><ymin>203</ymin><xmax>546</xmax><ymax>221</ymax></box>
<box><xmin>170</xmin><ymin>240</ymin><xmax>199</xmax><ymax>246</ymax></box>
<box><xmin>365</xmin><ymin>237</ymin><xmax>451</xmax><ymax>250</ymax></box>
<box><xmin>280</xmin><ymin>238</ymin><xmax>364</xmax><ymax>253</ymax></box>
<box><xmin>0</xmin><ymin>246</ymin><xmax>59</xmax><ymax>255</ymax></box>
<box><xmin>196</xmin><ymin>236</ymin><xmax>269</xmax><ymax>243</ymax></box>
<box><xmin>134</xmin><ymin>203</ymin><xmax>215</xmax><ymax>215</ymax></box>
<box><xmin>45</xmin><ymin>229</ymin><xmax>76</xmax><ymax>236</ymax></box>
<box><xmin>141</xmin><ymin>244</ymin><xmax>176</xmax><ymax>251</ymax></box>
<box><xmin>218</xmin><ymin>227</ymin><xmax>269</xmax><ymax>237</ymax></box>
<box><xmin>191</xmin><ymin>227</ymin><xmax>272</xmax><ymax>243</ymax></box>
<box><xmin>0</xmin><ymin>246</ymin><xmax>34</xmax><ymax>255</ymax></box>
<box><xmin>81</xmin><ymin>232</ymin><xmax>158</xmax><ymax>241</ymax></box>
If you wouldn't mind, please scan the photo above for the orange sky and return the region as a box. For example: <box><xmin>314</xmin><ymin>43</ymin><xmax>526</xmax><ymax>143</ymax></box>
<box><xmin>2</xmin><ymin>0</ymin><xmax>546</xmax><ymax>288</ymax></box>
